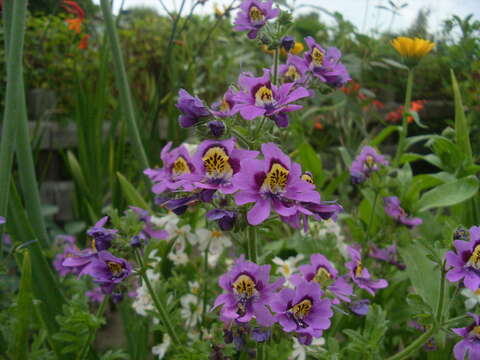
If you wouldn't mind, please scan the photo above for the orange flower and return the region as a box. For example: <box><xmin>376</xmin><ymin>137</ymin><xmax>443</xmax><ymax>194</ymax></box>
<box><xmin>341</xmin><ymin>81</ymin><xmax>360</xmax><ymax>95</ymax></box>
<box><xmin>78</xmin><ymin>34</ymin><xmax>89</xmax><ymax>49</ymax></box>
<box><xmin>63</xmin><ymin>1</ymin><xmax>85</xmax><ymax>34</ymax></box>
<box><xmin>66</xmin><ymin>18</ymin><xmax>82</xmax><ymax>34</ymax></box>
<box><xmin>386</xmin><ymin>100</ymin><xmax>426</xmax><ymax>123</ymax></box>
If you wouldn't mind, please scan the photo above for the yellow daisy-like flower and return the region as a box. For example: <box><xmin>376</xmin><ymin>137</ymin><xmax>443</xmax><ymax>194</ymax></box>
<box><xmin>391</xmin><ymin>37</ymin><xmax>434</xmax><ymax>58</ymax></box>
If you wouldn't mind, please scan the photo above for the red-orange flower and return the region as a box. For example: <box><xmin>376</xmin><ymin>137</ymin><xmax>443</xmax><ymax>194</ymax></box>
<box><xmin>78</xmin><ymin>34</ymin><xmax>89</xmax><ymax>50</ymax></box>
<box><xmin>386</xmin><ymin>100</ymin><xmax>426</xmax><ymax>124</ymax></box>
<box><xmin>63</xmin><ymin>1</ymin><xmax>85</xmax><ymax>34</ymax></box>
<box><xmin>340</xmin><ymin>81</ymin><xmax>360</xmax><ymax>95</ymax></box>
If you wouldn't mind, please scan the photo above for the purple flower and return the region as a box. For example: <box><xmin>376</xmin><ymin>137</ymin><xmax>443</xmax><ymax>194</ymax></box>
<box><xmin>233</xmin><ymin>0</ymin><xmax>280</xmax><ymax>39</ymax></box>
<box><xmin>130</xmin><ymin>206</ymin><xmax>168</xmax><ymax>240</ymax></box>
<box><xmin>279</xmin><ymin>54</ymin><xmax>309</xmax><ymax>84</ymax></box>
<box><xmin>349</xmin><ymin>299</ymin><xmax>370</xmax><ymax>316</ymax></box>
<box><xmin>294</xmin><ymin>253</ymin><xmax>353</xmax><ymax>304</ymax></box>
<box><xmin>144</xmin><ymin>142</ymin><xmax>197</xmax><ymax>195</ymax></box>
<box><xmin>232</xmin><ymin>69</ymin><xmax>310</xmax><ymax>127</ymax></box>
<box><xmin>189</xmin><ymin>138</ymin><xmax>259</xmax><ymax>195</ymax></box>
<box><xmin>212</xmin><ymin>256</ymin><xmax>284</xmax><ymax>326</ymax></box>
<box><xmin>271</xmin><ymin>280</ymin><xmax>333</xmax><ymax>339</ymax></box>
<box><xmin>233</xmin><ymin>143</ymin><xmax>320</xmax><ymax>225</ymax></box>
<box><xmin>251</xmin><ymin>328</ymin><xmax>271</xmax><ymax>342</ymax></box>
<box><xmin>210</xmin><ymin>87</ymin><xmax>237</xmax><ymax>118</ymax></box>
<box><xmin>87</xmin><ymin>216</ymin><xmax>117</xmax><ymax>251</ymax></box>
<box><xmin>80</xmin><ymin>251</ymin><xmax>132</xmax><ymax>294</ymax></box>
<box><xmin>61</xmin><ymin>248</ymin><xmax>97</xmax><ymax>274</ymax></box>
<box><xmin>345</xmin><ymin>246</ymin><xmax>388</xmax><ymax>295</ymax></box>
<box><xmin>0</xmin><ymin>216</ymin><xmax>5</xmax><ymax>224</ymax></box>
<box><xmin>304</xmin><ymin>36</ymin><xmax>351</xmax><ymax>87</ymax></box>
<box><xmin>383</xmin><ymin>196</ymin><xmax>423</xmax><ymax>228</ymax></box>
<box><xmin>206</xmin><ymin>209</ymin><xmax>237</xmax><ymax>231</ymax></box>
<box><xmin>452</xmin><ymin>313</ymin><xmax>480</xmax><ymax>360</ymax></box>
<box><xmin>86</xmin><ymin>287</ymin><xmax>105</xmax><ymax>303</ymax></box>
<box><xmin>446</xmin><ymin>226</ymin><xmax>480</xmax><ymax>291</ymax></box>
<box><xmin>368</xmin><ymin>243</ymin><xmax>405</xmax><ymax>270</ymax></box>
<box><xmin>208</xmin><ymin>121</ymin><xmax>226</xmax><ymax>137</ymax></box>
<box><xmin>281</xmin><ymin>36</ymin><xmax>295</xmax><ymax>52</ymax></box>
<box><xmin>176</xmin><ymin>89</ymin><xmax>210</xmax><ymax>128</ymax></box>
<box><xmin>53</xmin><ymin>236</ymin><xmax>81</xmax><ymax>277</ymax></box>
<box><xmin>349</xmin><ymin>146</ymin><xmax>389</xmax><ymax>184</ymax></box>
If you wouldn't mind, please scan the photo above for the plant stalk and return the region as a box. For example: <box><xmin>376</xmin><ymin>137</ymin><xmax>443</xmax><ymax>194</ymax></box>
<box><xmin>135</xmin><ymin>249</ymin><xmax>180</xmax><ymax>345</ymax></box>
<box><xmin>77</xmin><ymin>295</ymin><xmax>109</xmax><ymax>360</ymax></box>
<box><xmin>100</xmin><ymin>0</ymin><xmax>150</xmax><ymax>170</ymax></box>
<box><xmin>393</xmin><ymin>68</ymin><xmax>414</xmax><ymax>166</ymax></box>
<box><xmin>247</xmin><ymin>226</ymin><xmax>257</xmax><ymax>263</ymax></box>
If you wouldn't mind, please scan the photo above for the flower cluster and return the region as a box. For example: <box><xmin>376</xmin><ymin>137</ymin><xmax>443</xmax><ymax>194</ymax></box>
<box><xmin>386</xmin><ymin>100</ymin><xmax>426</xmax><ymax>124</ymax></box>
<box><xmin>349</xmin><ymin>146</ymin><xmax>388</xmax><ymax>184</ymax></box>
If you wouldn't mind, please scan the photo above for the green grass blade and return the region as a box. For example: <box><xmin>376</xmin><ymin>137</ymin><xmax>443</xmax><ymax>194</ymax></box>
<box><xmin>9</xmin><ymin>252</ymin><xmax>33</xmax><ymax>360</ymax></box>
<box><xmin>450</xmin><ymin>69</ymin><xmax>473</xmax><ymax>166</ymax></box>
<box><xmin>117</xmin><ymin>172</ymin><xmax>151</xmax><ymax>211</ymax></box>
<box><xmin>100</xmin><ymin>0</ymin><xmax>150</xmax><ymax>171</ymax></box>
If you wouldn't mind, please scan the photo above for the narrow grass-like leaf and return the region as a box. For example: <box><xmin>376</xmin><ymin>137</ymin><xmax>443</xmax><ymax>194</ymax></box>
<box><xmin>451</xmin><ymin>69</ymin><xmax>472</xmax><ymax>165</ymax></box>
<box><xmin>371</xmin><ymin>125</ymin><xmax>401</xmax><ymax>146</ymax></box>
<box><xmin>9</xmin><ymin>252</ymin><xmax>32</xmax><ymax>360</ymax></box>
<box><xmin>117</xmin><ymin>172</ymin><xmax>151</xmax><ymax>211</ymax></box>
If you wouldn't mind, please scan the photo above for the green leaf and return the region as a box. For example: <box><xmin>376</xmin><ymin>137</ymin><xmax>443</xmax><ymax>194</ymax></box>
<box><xmin>371</xmin><ymin>125</ymin><xmax>401</xmax><ymax>146</ymax></box>
<box><xmin>117</xmin><ymin>172</ymin><xmax>151</xmax><ymax>211</ymax></box>
<box><xmin>10</xmin><ymin>252</ymin><xmax>32</xmax><ymax>360</ymax></box>
<box><xmin>399</xmin><ymin>244</ymin><xmax>441</xmax><ymax>310</ymax></box>
<box><xmin>451</xmin><ymin>69</ymin><xmax>473</xmax><ymax>165</ymax></box>
<box><xmin>295</xmin><ymin>142</ymin><xmax>326</xmax><ymax>188</ymax></box>
<box><xmin>417</xmin><ymin>175</ymin><xmax>479</xmax><ymax>212</ymax></box>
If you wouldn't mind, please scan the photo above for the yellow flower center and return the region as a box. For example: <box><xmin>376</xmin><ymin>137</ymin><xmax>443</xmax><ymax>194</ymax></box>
<box><xmin>472</xmin><ymin>326</ymin><xmax>480</xmax><ymax>337</ymax></box>
<box><xmin>172</xmin><ymin>156</ymin><xmax>191</xmax><ymax>175</ymax></box>
<box><xmin>468</xmin><ymin>245</ymin><xmax>480</xmax><ymax>269</ymax></box>
<box><xmin>220</xmin><ymin>98</ymin><xmax>230</xmax><ymax>112</ymax></box>
<box><xmin>107</xmin><ymin>261</ymin><xmax>123</xmax><ymax>276</ymax></box>
<box><xmin>289</xmin><ymin>298</ymin><xmax>312</xmax><ymax>319</ymax></box>
<box><xmin>314</xmin><ymin>267</ymin><xmax>331</xmax><ymax>284</ymax></box>
<box><xmin>255</xmin><ymin>86</ymin><xmax>274</xmax><ymax>106</ymax></box>
<box><xmin>282</xmin><ymin>263</ymin><xmax>291</xmax><ymax>275</ymax></box>
<box><xmin>365</xmin><ymin>155</ymin><xmax>375</xmax><ymax>168</ymax></box>
<box><xmin>355</xmin><ymin>262</ymin><xmax>363</xmax><ymax>277</ymax></box>
<box><xmin>301</xmin><ymin>173</ymin><xmax>314</xmax><ymax>185</ymax></box>
<box><xmin>202</xmin><ymin>146</ymin><xmax>233</xmax><ymax>179</ymax></box>
<box><xmin>475</xmin><ymin>289</ymin><xmax>480</xmax><ymax>295</ymax></box>
<box><xmin>249</xmin><ymin>5</ymin><xmax>265</xmax><ymax>23</ymax></box>
<box><xmin>312</xmin><ymin>47</ymin><xmax>324</xmax><ymax>66</ymax></box>
<box><xmin>233</xmin><ymin>274</ymin><xmax>256</xmax><ymax>298</ymax></box>
<box><xmin>263</xmin><ymin>163</ymin><xmax>289</xmax><ymax>193</ymax></box>
<box><xmin>211</xmin><ymin>230</ymin><xmax>223</xmax><ymax>238</ymax></box>
<box><xmin>284</xmin><ymin>65</ymin><xmax>300</xmax><ymax>81</ymax></box>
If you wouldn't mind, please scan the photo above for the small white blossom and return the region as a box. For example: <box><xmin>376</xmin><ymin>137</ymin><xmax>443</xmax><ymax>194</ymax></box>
<box><xmin>461</xmin><ymin>288</ymin><xmax>480</xmax><ymax>309</ymax></box>
<box><xmin>132</xmin><ymin>284</ymin><xmax>154</xmax><ymax>317</ymax></box>
<box><xmin>272</xmin><ymin>255</ymin><xmax>304</xmax><ymax>288</ymax></box>
<box><xmin>195</xmin><ymin>228</ymin><xmax>231</xmax><ymax>267</ymax></box>
<box><xmin>152</xmin><ymin>334</ymin><xmax>171</xmax><ymax>359</ymax></box>
<box><xmin>151</xmin><ymin>213</ymin><xmax>180</xmax><ymax>234</ymax></box>
<box><xmin>289</xmin><ymin>337</ymin><xmax>325</xmax><ymax>360</ymax></box>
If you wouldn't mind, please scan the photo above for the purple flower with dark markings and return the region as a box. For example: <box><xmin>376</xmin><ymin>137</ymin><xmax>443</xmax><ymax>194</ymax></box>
<box><xmin>292</xmin><ymin>253</ymin><xmax>353</xmax><ymax>304</ymax></box>
<box><xmin>271</xmin><ymin>280</ymin><xmax>333</xmax><ymax>339</ymax></box>
<box><xmin>446</xmin><ymin>226</ymin><xmax>480</xmax><ymax>291</ymax></box>
<box><xmin>212</xmin><ymin>256</ymin><xmax>284</xmax><ymax>326</ymax></box>
<box><xmin>233</xmin><ymin>143</ymin><xmax>320</xmax><ymax>226</ymax></box>
<box><xmin>79</xmin><ymin>250</ymin><xmax>132</xmax><ymax>294</ymax></box>
<box><xmin>281</xmin><ymin>36</ymin><xmax>295</xmax><ymax>52</ymax></box>
<box><xmin>233</xmin><ymin>0</ymin><xmax>279</xmax><ymax>39</ymax></box>
<box><xmin>350</xmin><ymin>299</ymin><xmax>370</xmax><ymax>316</ymax></box>
<box><xmin>188</xmin><ymin>138</ymin><xmax>259</xmax><ymax>195</ymax></box>
<box><xmin>61</xmin><ymin>248</ymin><xmax>97</xmax><ymax>274</ymax></box>
<box><xmin>368</xmin><ymin>243</ymin><xmax>405</xmax><ymax>270</ymax></box>
<box><xmin>176</xmin><ymin>89</ymin><xmax>210</xmax><ymax>128</ymax></box>
<box><xmin>206</xmin><ymin>209</ymin><xmax>237</xmax><ymax>231</ymax></box>
<box><xmin>383</xmin><ymin>196</ymin><xmax>423</xmax><ymax>228</ymax></box>
<box><xmin>144</xmin><ymin>142</ymin><xmax>197</xmax><ymax>195</ymax></box>
<box><xmin>349</xmin><ymin>146</ymin><xmax>388</xmax><ymax>184</ymax></box>
<box><xmin>87</xmin><ymin>216</ymin><xmax>117</xmax><ymax>251</ymax></box>
<box><xmin>452</xmin><ymin>313</ymin><xmax>480</xmax><ymax>360</ymax></box>
<box><xmin>346</xmin><ymin>246</ymin><xmax>388</xmax><ymax>295</ymax></box>
<box><xmin>210</xmin><ymin>87</ymin><xmax>237</xmax><ymax>118</ymax></box>
<box><xmin>208</xmin><ymin>121</ymin><xmax>226</xmax><ymax>137</ymax></box>
<box><xmin>53</xmin><ymin>235</ymin><xmax>80</xmax><ymax>277</ymax></box>
<box><xmin>232</xmin><ymin>69</ymin><xmax>310</xmax><ymax>127</ymax></box>
<box><xmin>304</xmin><ymin>36</ymin><xmax>351</xmax><ymax>87</ymax></box>
<box><xmin>279</xmin><ymin>54</ymin><xmax>309</xmax><ymax>84</ymax></box>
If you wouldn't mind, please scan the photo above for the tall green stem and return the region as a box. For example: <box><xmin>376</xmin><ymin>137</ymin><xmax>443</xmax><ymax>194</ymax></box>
<box><xmin>436</xmin><ymin>260</ymin><xmax>447</xmax><ymax>323</ymax></box>
<box><xmin>247</xmin><ymin>226</ymin><xmax>257</xmax><ymax>263</ymax></box>
<box><xmin>393</xmin><ymin>69</ymin><xmax>414</xmax><ymax>166</ymax></box>
<box><xmin>77</xmin><ymin>295</ymin><xmax>109</xmax><ymax>360</ymax></box>
<box><xmin>0</xmin><ymin>0</ymin><xmax>28</xmax><ymax>255</ymax></box>
<box><xmin>365</xmin><ymin>191</ymin><xmax>378</xmax><ymax>244</ymax></box>
<box><xmin>272</xmin><ymin>48</ymin><xmax>280</xmax><ymax>85</ymax></box>
<box><xmin>135</xmin><ymin>250</ymin><xmax>180</xmax><ymax>345</ymax></box>
<box><xmin>257</xmin><ymin>342</ymin><xmax>266</xmax><ymax>360</ymax></box>
<box><xmin>100</xmin><ymin>0</ymin><xmax>149</xmax><ymax>170</ymax></box>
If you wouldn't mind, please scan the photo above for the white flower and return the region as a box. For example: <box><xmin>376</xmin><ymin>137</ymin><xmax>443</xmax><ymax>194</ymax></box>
<box><xmin>132</xmin><ymin>284</ymin><xmax>154</xmax><ymax>316</ymax></box>
<box><xmin>151</xmin><ymin>213</ymin><xmax>180</xmax><ymax>234</ymax></box>
<box><xmin>180</xmin><ymin>281</ymin><xmax>204</xmax><ymax>329</ymax></box>
<box><xmin>289</xmin><ymin>337</ymin><xmax>325</xmax><ymax>360</ymax></box>
<box><xmin>152</xmin><ymin>334</ymin><xmax>171</xmax><ymax>359</ymax></box>
<box><xmin>168</xmin><ymin>251</ymin><xmax>188</xmax><ymax>265</ymax></box>
<box><xmin>195</xmin><ymin>228</ymin><xmax>231</xmax><ymax>267</ymax></box>
<box><xmin>461</xmin><ymin>288</ymin><xmax>480</xmax><ymax>309</ymax></box>
<box><xmin>183</xmin><ymin>143</ymin><xmax>198</xmax><ymax>155</ymax></box>
<box><xmin>272</xmin><ymin>254</ymin><xmax>304</xmax><ymax>288</ymax></box>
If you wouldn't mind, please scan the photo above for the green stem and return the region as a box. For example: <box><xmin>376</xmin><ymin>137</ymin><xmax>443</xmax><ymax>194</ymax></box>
<box><xmin>257</xmin><ymin>342</ymin><xmax>266</xmax><ymax>360</ymax></box>
<box><xmin>387</xmin><ymin>326</ymin><xmax>436</xmax><ymax>360</ymax></box>
<box><xmin>100</xmin><ymin>0</ymin><xmax>150</xmax><ymax>170</ymax></box>
<box><xmin>201</xmin><ymin>246</ymin><xmax>209</xmax><ymax>328</ymax></box>
<box><xmin>272</xmin><ymin>48</ymin><xmax>280</xmax><ymax>85</ymax></box>
<box><xmin>393</xmin><ymin>69</ymin><xmax>414</xmax><ymax>166</ymax></box>
<box><xmin>247</xmin><ymin>226</ymin><xmax>257</xmax><ymax>263</ymax></box>
<box><xmin>135</xmin><ymin>249</ymin><xmax>180</xmax><ymax>345</ymax></box>
<box><xmin>0</xmin><ymin>0</ymin><xmax>28</xmax><ymax>256</ymax></box>
<box><xmin>77</xmin><ymin>295</ymin><xmax>109</xmax><ymax>360</ymax></box>
<box><xmin>436</xmin><ymin>260</ymin><xmax>447</xmax><ymax>323</ymax></box>
<box><xmin>365</xmin><ymin>190</ymin><xmax>379</xmax><ymax>243</ymax></box>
